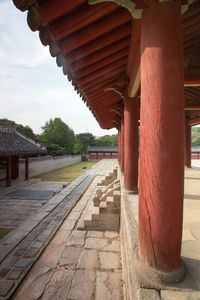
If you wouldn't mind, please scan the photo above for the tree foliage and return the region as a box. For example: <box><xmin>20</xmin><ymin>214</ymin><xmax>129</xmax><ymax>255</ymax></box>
<box><xmin>0</xmin><ymin>118</ymin><xmax>37</xmax><ymax>141</ymax></box>
<box><xmin>192</xmin><ymin>127</ymin><xmax>200</xmax><ymax>146</ymax></box>
<box><xmin>38</xmin><ymin>118</ymin><xmax>75</xmax><ymax>155</ymax></box>
<box><xmin>75</xmin><ymin>133</ymin><xmax>96</xmax><ymax>154</ymax></box>
<box><xmin>95</xmin><ymin>134</ymin><xmax>118</xmax><ymax>147</ymax></box>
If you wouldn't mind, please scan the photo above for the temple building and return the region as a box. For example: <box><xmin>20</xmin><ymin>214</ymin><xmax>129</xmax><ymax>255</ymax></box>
<box><xmin>0</xmin><ymin>126</ymin><xmax>46</xmax><ymax>186</ymax></box>
<box><xmin>12</xmin><ymin>0</ymin><xmax>200</xmax><ymax>297</ymax></box>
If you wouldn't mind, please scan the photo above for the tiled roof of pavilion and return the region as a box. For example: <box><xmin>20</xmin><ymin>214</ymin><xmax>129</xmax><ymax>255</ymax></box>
<box><xmin>13</xmin><ymin>0</ymin><xmax>200</xmax><ymax>128</ymax></box>
<box><xmin>87</xmin><ymin>146</ymin><xmax>118</xmax><ymax>152</ymax></box>
<box><xmin>0</xmin><ymin>126</ymin><xmax>46</xmax><ymax>157</ymax></box>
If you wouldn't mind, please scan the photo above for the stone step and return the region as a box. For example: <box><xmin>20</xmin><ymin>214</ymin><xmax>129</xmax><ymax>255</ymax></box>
<box><xmin>106</xmin><ymin>196</ymin><xmax>116</xmax><ymax>208</ymax></box>
<box><xmin>100</xmin><ymin>205</ymin><xmax>119</xmax><ymax>215</ymax></box>
<box><xmin>93</xmin><ymin>196</ymin><xmax>100</xmax><ymax>207</ymax></box>
<box><xmin>91</xmin><ymin>207</ymin><xmax>100</xmax><ymax>221</ymax></box>
<box><xmin>113</xmin><ymin>190</ymin><xmax>121</xmax><ymax>207</ymax></box>
<box><xmin>96</xmin><ymin>189</ymin><xmax>102</xmax><ymax>198</ymax></box>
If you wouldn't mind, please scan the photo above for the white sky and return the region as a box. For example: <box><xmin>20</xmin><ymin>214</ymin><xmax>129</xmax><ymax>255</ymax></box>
<box><xmin>0</xmin><ymin>1</ymin><xmax>117</xmax><ymax>136</ymax></box>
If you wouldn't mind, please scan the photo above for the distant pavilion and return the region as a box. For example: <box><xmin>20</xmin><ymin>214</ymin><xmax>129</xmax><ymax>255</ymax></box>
<box><xmin>0</xmin><ymin>126</ymin><xmax>46</xmax><ymax>186</ymax></box>
<box><xmin>87</xmin><ymin>146</ymin><xmax>118</xmax><ymax>160</ymax></box>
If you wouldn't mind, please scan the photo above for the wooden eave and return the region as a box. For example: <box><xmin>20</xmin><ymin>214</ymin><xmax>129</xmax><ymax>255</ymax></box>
<box><xmin>13</xmin><ymin>0</ymin><xmax>200</xmax><ymax>128</ymax></box>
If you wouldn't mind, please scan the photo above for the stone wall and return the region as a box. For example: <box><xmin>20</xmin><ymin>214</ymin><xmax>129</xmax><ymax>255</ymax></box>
<box><xmin>19</xmin><ymin>155</ymin><xmax>81</xmax><ymax>178</ymax></box>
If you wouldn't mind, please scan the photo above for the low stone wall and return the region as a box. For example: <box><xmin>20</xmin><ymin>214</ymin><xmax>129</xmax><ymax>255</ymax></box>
<box><xmin>120</xmin><ymin>169</ymin><xmax>160</xmax><ymax>300</ymax></box>
<box><xmin>19</xmin><ymin>155</ymin><xmax>81</xmax><ymax>178</ymax></box>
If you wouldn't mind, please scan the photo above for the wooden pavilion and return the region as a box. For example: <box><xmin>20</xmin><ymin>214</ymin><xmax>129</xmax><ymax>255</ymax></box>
<box><xmin>0</xmin><ymin>126</ymin><xmax>46</xmax><ymax>186</ymax></box>
<box><xmin>88</xmin><ymin>146</ymin><xmax>118</xmax><ymax>159</ymax></box>
<box><xmin>13</xmin><ymin>0</ymin><xmax>200</xmax><ymax>290</ymax></box>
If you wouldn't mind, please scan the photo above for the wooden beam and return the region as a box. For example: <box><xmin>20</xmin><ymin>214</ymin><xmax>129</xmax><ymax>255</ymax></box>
<box><xmin>184</xmin><ymin>76</ymin><xmax>200</xmax><ymax>86</ymax></box>
<box><xmin>126</xmin><ymin>19</ymin><xmax>140</xmax><ymax>76</ymax></box>
<box><xmin>59</xmin><ymin>9</ymin><xmax>131</xmax><ymax>54</ymax></box>
<box><xmin>49</xmin><ymin>3</ymin><xmax>117</xmax><ymax>40</ymax></box>
<box><xmin>128</xmin><ymin>42</ymin><xmax>141</xmax><ymax>98</ymax></box>
<box><xmin>76</xmin><ymin>48</ymin><xmax>128</xmax><ymax>79</ymax></box>
<box><xmin>71</xmin><ymin>37</ymin><xmax>129</xmax><ymax>72</ymax></box>
<box><xmin>79</xmin><ymin>57</ymin><xmax>126</xmax><ymax>86</ymax></box>
<box><xmin>66</xmin><ymin>23</ymin><xmax>131</xmax><ymax>63</ymax></box>
<box><xmin>184</xmin><ymin>104</ymin><xmax>200</xmax><ymax>110</ymax></box>
<box><xmin>188</xmin><ymin>117</ymin><xmax>200</xmax><ymax>126</ymax></box>
<box><xmin>38</xmin><ymin>0</ymin><xmax>85</xmax><ymax>23</ymax></box>
<box><xmin>81</xmin><ymin>66</ymin><xmax>125</xmax><ymax>89</ymax></box>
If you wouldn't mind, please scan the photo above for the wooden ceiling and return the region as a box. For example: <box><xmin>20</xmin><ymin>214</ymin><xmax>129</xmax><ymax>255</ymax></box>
<box><xmin>13</xmin><ymin>0</ymin><xmax>200</xmax><ymax>128</ymax></box>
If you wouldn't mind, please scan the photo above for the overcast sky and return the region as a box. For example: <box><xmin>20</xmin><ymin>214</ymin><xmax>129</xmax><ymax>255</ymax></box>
<box><xmin>0</xmin><ymin>1</ymin><xmax>117</xmax><ymax>136</ymax></box>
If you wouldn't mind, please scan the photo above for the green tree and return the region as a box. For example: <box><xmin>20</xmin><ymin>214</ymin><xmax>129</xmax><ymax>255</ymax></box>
<box><xmin>192</xmin><ymin>127</ymin><xmax>200</xmax><ymax>146</ymax></box>
<box><xmin>38</xmin><ymin>118</ymin><xmax>75</xmax><ymax>154</ymax></box>
<box><xmin>75</xmin><ymin>133</ymin><xmax>96</xmax><ymax>153</ymax></box>
<box><xmin>0</xmin><ymin>118</ymin><xmax>37</xmax><ymax>141</ymax></box>
<box><xmin>95</xmin><ymin>134</ymin><xmax>118</xmax><ymax>147</ymax></box>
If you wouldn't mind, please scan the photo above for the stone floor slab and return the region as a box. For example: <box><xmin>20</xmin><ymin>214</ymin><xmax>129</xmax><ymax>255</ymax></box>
<box><xmin>161</xmin><ymin>290</ymin><xmax>200</xmax><ymax>300</ymax></box>
<box><xmin>59</xmin><ymin>246</ymin><xmax>82</xmax><ymax>268</ymax></box>
<box><xmin>99</xmin><ymin>252</ymin><xmax>119</xmax><ymax>270</ymax></box>
<box><xmin>77</xmin><ymin>249</ymin><xmax>98</xmax><ymax>269</ymax></box>
<box><xmin>95</xmin><ymin>271</ymin><xmax>122</xmax><ymax>300</ymax></box>
<box><xmin>85</xmin><ymin>237</ymin><xmax>108</xmax><ymax>250</ymax></box>
<box><xmin>41</xmin><ymin>269</ymin><xmax>75</xmax><ymax>300</ymax></box>
<box><xmin>68</xmin><ymin>269</ymin><xmax>95</xmax><ymax>300</ymax></box>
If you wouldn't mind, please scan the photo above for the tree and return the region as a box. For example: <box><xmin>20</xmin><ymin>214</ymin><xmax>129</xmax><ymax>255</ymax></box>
<box><xmin>38</xmin><ymin>118</ymin><xmax>75</xmax><ymax>155</ymax></box>
<box><xmin>0</xmin><ymin>118</ymin><xmax>37</xmax><ymax>141</ymax></box>
<box><xmin>192</xmin><ymin>127</ymin><xmax>200</xmax><ymax>146</ymax></box>
<box><xmin>95</xmin><ymin>134</ymin><xmax>118</xmax><ymax>147</ymax></box>
<box><xmin>75</xmin><ymin>133</ymin><xmax>96</xmax><ymax>153</ymax></box>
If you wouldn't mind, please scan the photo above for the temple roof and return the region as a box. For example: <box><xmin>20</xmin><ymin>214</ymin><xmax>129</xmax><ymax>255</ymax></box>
<box><xmin>0</xmin><ymin>126</ymin><xmax>46</xmax><ymax>157</ymax></box>
<box><xmin>13</xmin><ymin>0</ymin><xmax>200</xmax><ymax>128</ymax></box>
<box><xmin>88</xmin><ymin>146</ymin><xmax>118</xmax><ymax>152</ymax></box>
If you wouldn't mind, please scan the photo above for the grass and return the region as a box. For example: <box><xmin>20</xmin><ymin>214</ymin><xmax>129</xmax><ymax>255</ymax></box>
<box><xmin>0</xmin><ymin>169</ymin><xmax>6</xmax><ymax>179</ymax></box>
<box><xmin>35</xmin><ymin>161</ymin><xmax>98</xmax><ymax>182</ymax></box>
<box><xmin>0</xmin><ymin>228</ymin><xmax>12</xmax><ymax>240</ymax></box>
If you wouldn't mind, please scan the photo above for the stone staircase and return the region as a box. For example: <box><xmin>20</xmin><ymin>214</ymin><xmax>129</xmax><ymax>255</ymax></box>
<box><xmin>84</xmin><ymin>175</ymin><xmax>121</xmax><ymax>231</ymax></box>
<box><xmin>97</xmin><ymin>167</ymin><xmax>118</xmax><ymax>186</ymax></box>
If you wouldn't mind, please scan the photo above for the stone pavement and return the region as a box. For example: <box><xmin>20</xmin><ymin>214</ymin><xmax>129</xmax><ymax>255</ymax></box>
<box><xmin>0</xmin><ymin>159</ymin><xmax>120</xmax><ymax>299</ymax></box>
<box><xmin>0</xmin><ymin>180</ymin><xmax>68</xmax><ymax>229</ymax></box>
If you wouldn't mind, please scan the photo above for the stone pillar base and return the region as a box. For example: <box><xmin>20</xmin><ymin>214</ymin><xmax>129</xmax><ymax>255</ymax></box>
<box><xmin>134</xmin><ymin>250</ymin><xmax>185</xmax><ymax>289</ymax></box>
<box><xmin>125</xmin><ymin>188</ymin><xmax>138</xmax><ymax>195</ymax></box>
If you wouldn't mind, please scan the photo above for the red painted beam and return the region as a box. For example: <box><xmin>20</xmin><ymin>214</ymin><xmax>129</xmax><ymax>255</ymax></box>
<box><xmin>185</xmin><ymin>104</ymin><xmax>200</xmax><ymax>110</ymax></box>
<box><xmin>84</xmin><ymin>77</ymin><xmax>119</xmax><ymax>96</ymax></box>
<box><xmin>126</xmin><ymin>19</ymin><xmax>140</xmax><ymax>76</ymax></box>
<box><xmin>59</xmin><ymin>9</ymin><xmax>131</xmax><ymax>54</ymax></box>
<box><xmin>81</xmin><ymin>66</ymin><xmax>125</xmax><ymax>89</ymax></box>
<box><xmin>66</xmin><ymin>23</ymin><xmax>131</xmax><ymax>63</ymax></box>
<box><xmin>38</xmin><ymin>0</ymin><xmax>86</xmax><ymax>23</ymax></box>
<box><xmin>49</xmin><ymin>3</ymin><xmax>118</xmax><ymax>40</ymax></box>
<box><xmin>76</xmin><ymin>48</ymin><xmax>128</xmax><ymax>79</ymax></box>
<box><xmin>184</xmin><ymin>76</ymin><xmax>200</xmax><ymax>86</ymax></box>
<box><xmin>71</xmin><ymin>37</ymin><xmax>129</xmax><ymax>72</ymax></box>
<box><xmin>188</xmin><ymin>117</ymin><xmax>200</xmax><ymax>126</ymax></box>
<box><xmin>79</xmin><ymin>57</ymin><xmax>126</xmax><ymax>86</ymax></box>
<box><xmin>128</xmin><ymin>43</ymin><xmax>141</xmax><ymax>98</ymax></box>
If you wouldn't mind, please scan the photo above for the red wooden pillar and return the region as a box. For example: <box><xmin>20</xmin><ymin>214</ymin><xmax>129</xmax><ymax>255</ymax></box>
<box><xmin>124</xmin><ymin>97</ymin><xmax>138</xmax><ymax>192</ymax></box>
<box><xmin>138</xmin><ymin>1</ymin><xmax>184</xmax><ymax>274</ymax></box>
<box><xmin>11</xmin><ymin>156</ymin><xmax>19</xmax><ymax>179</ymax></box>
<box><xmin>25</xmin><ymin>156</ymin><xmax>29</xmax><ymax>180</ymax></box>
<box><xmin>185</xmin><ymin>121</ymin><xmax>191</xmax><ymax>168</ymax></box>
<box><xmin>120</xmin><ymin>114</ymin><xmax>124</xmax><ymax>173</ymax></box>
<box><xmin>7</xmin><ymin>157</ymin><xmax>12</xmax><ymax>187</ymax></box>
<box><xmin>118</xmin><ymin>129</ymin><xmax>121</xmax><ymax>166</ymax></box>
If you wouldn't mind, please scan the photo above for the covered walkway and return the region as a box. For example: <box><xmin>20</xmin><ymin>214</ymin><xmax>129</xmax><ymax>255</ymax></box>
<box><xmin>0</xmin><ymin>160</ymin><xmax>200</xmax><ymax>299</ymax></box>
